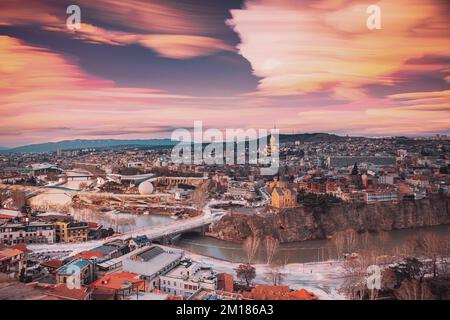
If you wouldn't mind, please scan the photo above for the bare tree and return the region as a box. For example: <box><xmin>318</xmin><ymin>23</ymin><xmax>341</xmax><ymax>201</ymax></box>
<box><xmin>0</xmin><ymin>191</ymin><xmax>8</xmax><ymax>208</ymax></box>
<box><xmin>267</xmin><ymin>266</ymin><xmax>284</xmax><ymax>285</ymax></box>
<box><xmin>192</xmin><ymin>181</ymin><xmax>210</xmax><ymax>210</ymax></box>
<box><xmin>340</xmin><ymin>243</ymin><xmax>386</xmax><ymax>300</ymax></box>
<box><xmin>12</xmin><ymin>191</ymin><xmax>26</xmax><ymax>210</ymax></box>
<box><xmin>264</xmin><ymin>236</ymin><xmax>279</xmax><ymax>266</ymax></box>
<box><xmin>78</xmin><ymin>182</ymin><xmax>89</xmax><ymax>190</ymax></box>
<box><xmin>331</xmin><ymin>229</ymin><xmax>358</xmax><ymax>260</ymax></box>
<box><xmin>401</xmin><ymin>232</ymin><xmax>449</xmax><ymax>278</ymax></box>
<box><xmin>243</xmin><ymin>235</ymin><xmax>261</xmax><ymax>264</ymax></box>
<box><xmin>394</xmin><ymin>279</ymin><xmax>433</xmax><ymax>300</ymax></box>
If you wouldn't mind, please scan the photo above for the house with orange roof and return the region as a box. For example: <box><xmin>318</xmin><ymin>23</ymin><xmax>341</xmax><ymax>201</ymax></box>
<box><xmin>243</xmin><ymin>285</ymin><xmax>318</xmax><ymax>300</ymax></box>
<box><xmin>91</xmin><ymin>271</ymin><xmax>146</xmax><ymax>300</ymax></box>
<box><xmin>41</xmin><ymin>259</ymin><xmax>65</xmax><ymax>274</ymax></box>
<box><xmin>36</xmin><ymin>283</ymin><xmax>92</xmax><ymax>300</ymax></box>
<box><xmin>73</xmin><ymin>250</ymin><xmax>105</xmax><ymax>261</ymax></box>
<box><xmin>0</xmin><ymin>247</ymin><xmax>24</xmax><ymax>277</ymax></box>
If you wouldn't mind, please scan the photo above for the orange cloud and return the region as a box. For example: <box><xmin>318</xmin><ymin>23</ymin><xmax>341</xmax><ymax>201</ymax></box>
<box><xmin>138</xmin><ymin>35</ymin><xmax>234</xmax><ymax>59</ymax></box>
<box><xmin>0</xmin><ymin>36</ymin><xmax>267</xmax><ymax>146</ymax></box>
<box><xmin>45</xmin><ymin>24</ymin><xmax>233</xmax><ymax>59</ymax></box>
<box><xmin>228</xmin><ymin>0</ymin><xmax>450</xmax><ymax>99</ymax></box>
<box><xmin>2</xmin><ymin>0</ymin><xmax>233</xmax><ymax>59</ymax></box>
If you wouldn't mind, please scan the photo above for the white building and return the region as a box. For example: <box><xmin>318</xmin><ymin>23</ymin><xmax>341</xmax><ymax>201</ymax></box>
<box><xmin>0</xmin><ymin>221</ymin><xmax>55</xmax><ymax>245</ymax></box>
<box><xmin>379</xmin><ymin>175</ymin><xmax>395</xmax><ymax>185</ymax></box>
<box><xmin>159</xmin><ymin>261</ymin><xmax>217</xmax><ymax>298</ymax></box>
<box><xmin>364</xmin><ymin>190</ymin><xmax>398</xmax><ymax>204</ymax></box>
<box><xmin>122</xmin><ymin>246</ymin><xmax>183</xmax><ymax>290</ymax></box>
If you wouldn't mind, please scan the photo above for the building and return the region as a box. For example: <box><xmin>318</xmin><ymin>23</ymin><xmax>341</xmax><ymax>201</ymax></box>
<box><xmin>0</xmin><ymin>247</ymin><xmax>24</xmax><ymax>277</ymax></box>
<box><xmin>328</xmin><ymin>156</ymin><xmax>396</xmax><ymax>168</ymax></box>
<box><xmin>0</xmin><ymin>221</ymin><xmax>55</xmax><ymax>245</ymax></box>
<box><xmin>35</xmin><ymin>283</ymin><xmax>92</xmax><ymax>300</ymax></box>
<box><xmin>337</xmin><ymin>190</ymin><xmax>365</xmax><ymax>203</ymax></box>
<box><xmin>379</xmin><ymin>175</ymin><xmax>395</xmax><ymax>185</ymax></box>
<box><xmin>24</xmin><ymin>163</ymin><xmax>62</xmax><ymax>177</ymax></box>
<box><xmin>271</xmin><ymin>187</ymin><xmax>297</xmax><ymax>209</ymax></box>
<box><xmin>128</xmin><ymin>236</ymin><xmax>151</xmax><ymax>250</ymax></box>
<box><xmin>122</xmin><ymin>246</ymin><xmax>183</xmax><ymax>290</ymax></box>
<box><xmin>56</xmin><ymin>258</ymin><xmax>95</xmax><ymax>287</ymax></box>
<box><xmin>188</xmin><ymin>288</ymin><xmax>242</xmax><ymax>300</ymax></box>
<box><xmin>91</xmin><ymin>272</ymin><xmax>146</xmax><ymax>300</ymax></box>
<box><xmin>54</xmin><ymin>221</ymin><xmax>89</xmax><ymax>243</ymax></box>
<box><xmin>159</xmin><ymin>260</ymin><xmax>217</xmax><ymax>298</ymax></box>
<box><xmin>243</xmin><ymin>285</ymin><xmax>318</xmax><ymax>300</ymax></box>
<box><xmin>364</xmin><ymin>190</ymin><xmax>399</xmax><ymax>204</ymax></box>
<box><xmin>217</xmin><ymin>273</ymin><xmax>234</xmax><ymax>292</ymax></box>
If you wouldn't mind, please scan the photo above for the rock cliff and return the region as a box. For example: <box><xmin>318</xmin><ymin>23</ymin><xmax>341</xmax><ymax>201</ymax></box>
<box><xmin>209</xmin><ymin>195</ymin><xmax>450</xmax><ymax>243</ymax></box>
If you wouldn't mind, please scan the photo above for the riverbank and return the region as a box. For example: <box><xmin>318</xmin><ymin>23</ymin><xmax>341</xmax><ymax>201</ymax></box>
<box><xmin>209</xmin><ymin>195</ymin><xmax>450</xmax><ymax>243</ymax></box>
<box><xmin>183</xmin><ymin>250</ymin><xmax>345</xmax><ymax>300</ymax></box>
<box><xmin>174</xmin><ymin>224</ymin><xmax>450</xmax><ymax>264</ymax></box>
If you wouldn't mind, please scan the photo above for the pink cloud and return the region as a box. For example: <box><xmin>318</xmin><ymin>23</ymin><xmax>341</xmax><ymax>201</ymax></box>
<box><xmin>228</xmin><ymin>0</ymin><xmax>450</xmax><ymax>99</ymax></box>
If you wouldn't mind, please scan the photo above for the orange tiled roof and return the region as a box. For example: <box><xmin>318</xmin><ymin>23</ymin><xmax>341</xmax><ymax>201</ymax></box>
<box><xmin>0</xmin><ymin>248</ymin><xmax>23</xmax><ymax>258</ymax></box>
<box><xmin>74</xmin><ymin>251</ymin><xmax>105</xmax><ymax>260</ymax></box>
<box><xmin>244</xmin><ymin>285</ymin><xmax>318</xmax><ymax>300</ymax></box>
<box><xmin>91</xmin><ymin>272</ymin><xmax>145</xmax><ymax>291</ymax></box>
<box><xmin>41</xmin><ymin>259</ymin><xmax>64</xmax><ymax>269</ymax></box>
<box><xmin>11</xmin><ymin>243</ymin><xmax>32</xmax><ymax>254</ymax></box>
<box><xmin>39</xmin><ymin>284</ymin><xmax>91</xmax><ymax>300</ymax></box>
<box><xmin>288</xmin><ymin>288</ymin><xmax>319</xmax><ymax>300</ymax></box>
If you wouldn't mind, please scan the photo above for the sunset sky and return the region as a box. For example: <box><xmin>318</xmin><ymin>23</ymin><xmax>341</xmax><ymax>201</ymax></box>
<box><xmin>1</xmin><ymin>0</ymin><xmax>449</xmax><ymax>147</ymax></box>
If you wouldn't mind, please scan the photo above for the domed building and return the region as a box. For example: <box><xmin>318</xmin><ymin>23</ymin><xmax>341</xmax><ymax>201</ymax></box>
<box><xmin>138</xmin><ymin>180</ymin><xmax>154</xmax><ymax>195</ymax></box>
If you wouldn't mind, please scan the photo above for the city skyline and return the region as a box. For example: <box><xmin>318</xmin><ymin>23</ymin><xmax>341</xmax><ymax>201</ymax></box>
<box><xmin>1</xmin><ymin>0</ymin><xmax>450</xmax><ymax>147</ymax></box>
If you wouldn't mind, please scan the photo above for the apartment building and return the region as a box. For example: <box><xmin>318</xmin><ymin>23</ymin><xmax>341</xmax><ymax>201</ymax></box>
<box><xmin>0</xmin><ymin>221</ymin><xmax>55</xmax><ymax>245</ymax></box>
<box><xmin>159</xmin><ymin>261</ymin><xmax>217</xmax><ymax>298</ymax></box>
<box><xmin>54</xmin><ymin>221</ymin><xmax>89</xmax><ymax>243</ymax></box>
<box><xmin>364</xmin><ymin>190</ymin><xmax>399</xmax><ymax>204</ymax></box>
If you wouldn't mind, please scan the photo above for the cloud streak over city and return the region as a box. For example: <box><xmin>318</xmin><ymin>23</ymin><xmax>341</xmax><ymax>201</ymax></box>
<box><xmin>0</xmin><ymin>0</ymin><xmax>449</xmax><ymax>146</ymax></box>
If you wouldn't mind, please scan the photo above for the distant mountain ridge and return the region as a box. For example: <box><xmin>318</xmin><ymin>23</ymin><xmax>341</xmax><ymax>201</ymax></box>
<box><xmin>278</xmin><ymin>132</ymin><xmax>348</xmax><ymax>143</ymax></box>
<box><xmin>0</xmin><ymin>133</ymin><xmax>353</xmax><ymax>154</ymax></box>
<box><xmin>0</xmin><ymin>139</ymin><xmax>177</xmax><ymax>154</ymax></box>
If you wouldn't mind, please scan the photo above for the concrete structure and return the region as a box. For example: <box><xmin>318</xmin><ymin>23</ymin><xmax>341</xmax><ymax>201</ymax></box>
<box><xmin>328</xmin><ymin>156</ymin><xmax>396</xmax><ymax>168</ymax></box>
<box><xmin>159</xmin><ymin>260</ymin><xmax>217</xmax><ymax>298</ymax></box>
<box><xmin>54</xmin><ymin>221</ymin><xmax>89</xmax><ymax>243</ymax></box>
<box><xmin>0</xmin><ymin>247</ymin><xmax>24</xmax><ymax>277</ymax></box>
<box><xmin>364</xmin><ymin>190</ymin><xmax>399</xmax><ymax>203</ymax></box>
<box><xmin>138</xmin><ymin>180</ymin><xmax>154</xmax><ymax>195</ymax></box>
<box><xmin>122</xmin><ymin>246</ymin><xmax>183</xmax><ymax>290</ymax></box>
<box><xmin>271</xmin><ymin>187</ymin><xmax>297</xmax><ymax>209</ymax></box>
<box><xmin>0</xmin><ymin>221</ymin><xmax>55</xmax><ymax>245</ymax></box>
<box><xmin>24</xmin><ymin>163</ymin><xmax>62</xmax><ymax>176</ymax></box>
<box><xmin>56</xmin><ymin>258</ymin><xmax>95</xmax><ymax>287</ymax></box>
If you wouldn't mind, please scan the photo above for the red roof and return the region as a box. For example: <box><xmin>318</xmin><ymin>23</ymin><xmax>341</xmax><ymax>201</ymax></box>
<box><xmin>91</xmin><ymin>272</ymin><xmax>145</xmax><ymax>292</ymax></box>
<box><xmin>87</xmin><ymin>222</ymin><xmax>100</xmax><ymax>229</ymax></box>
<box><xmin>243</xmin><ymin>285</ymin><xmax>318</xmax><ymax>300</ymax></box>
<box><xmin>41</xmin><ymin>259</ymin><xmax>64</xmax><ymax>269</ymax></box>
<box><xmin>11</xmin><ymin>243</ymin><xmax>32</xmax><ymax>254</ymax></box>
<box><xmin>38</xmin><ymin>284</ymin><xmax>91</xmax><ymax>300</ymax></box>
<box><xmin>74</xmin><ymin>251</ymin><xmax>105</xmax><ymax>260</ymax></box>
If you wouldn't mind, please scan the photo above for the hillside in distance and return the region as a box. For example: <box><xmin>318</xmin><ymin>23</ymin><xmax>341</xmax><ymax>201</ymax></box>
<box><xmin>0</xmin><ymin>133</ymin><xmax>357</xmax><ymax>154</ymax></box>
<box><xmin>278</xmin><ymin>133</ymin><xmax>349</xmax><ymax>143</ymax></box>
<box><xmin>1</xmin><ymin>139</ymin><xmax>177</xmax><ymax>154</ymax></box>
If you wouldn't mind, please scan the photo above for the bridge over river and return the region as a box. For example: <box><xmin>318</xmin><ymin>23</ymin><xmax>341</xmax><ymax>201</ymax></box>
<box><xmin>27</xmin><ymin>200</ymin><xmax>243</xmax><ymax>256</ymax></box>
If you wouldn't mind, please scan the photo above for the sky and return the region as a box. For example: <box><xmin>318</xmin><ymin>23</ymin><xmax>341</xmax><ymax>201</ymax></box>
<box><xmin>0</xmin><ymin>0</ymin><xmax>449</xmax><ymax>147</ymax></box>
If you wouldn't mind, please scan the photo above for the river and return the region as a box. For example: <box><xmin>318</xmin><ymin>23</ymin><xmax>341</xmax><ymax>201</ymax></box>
<box><xmin>172</xmin><ymin>225</ymin><xmax>450</xmax><ymax>264</ymax></box>
<box><xmin>69</xmin><ymin>208</ymin><xmax>448</xmax><ymax>264</ymax></box>
<box><xmin>71</xmin><ymin>209</ymin><xmax>173</xmax><ymax>234</ymax></box>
